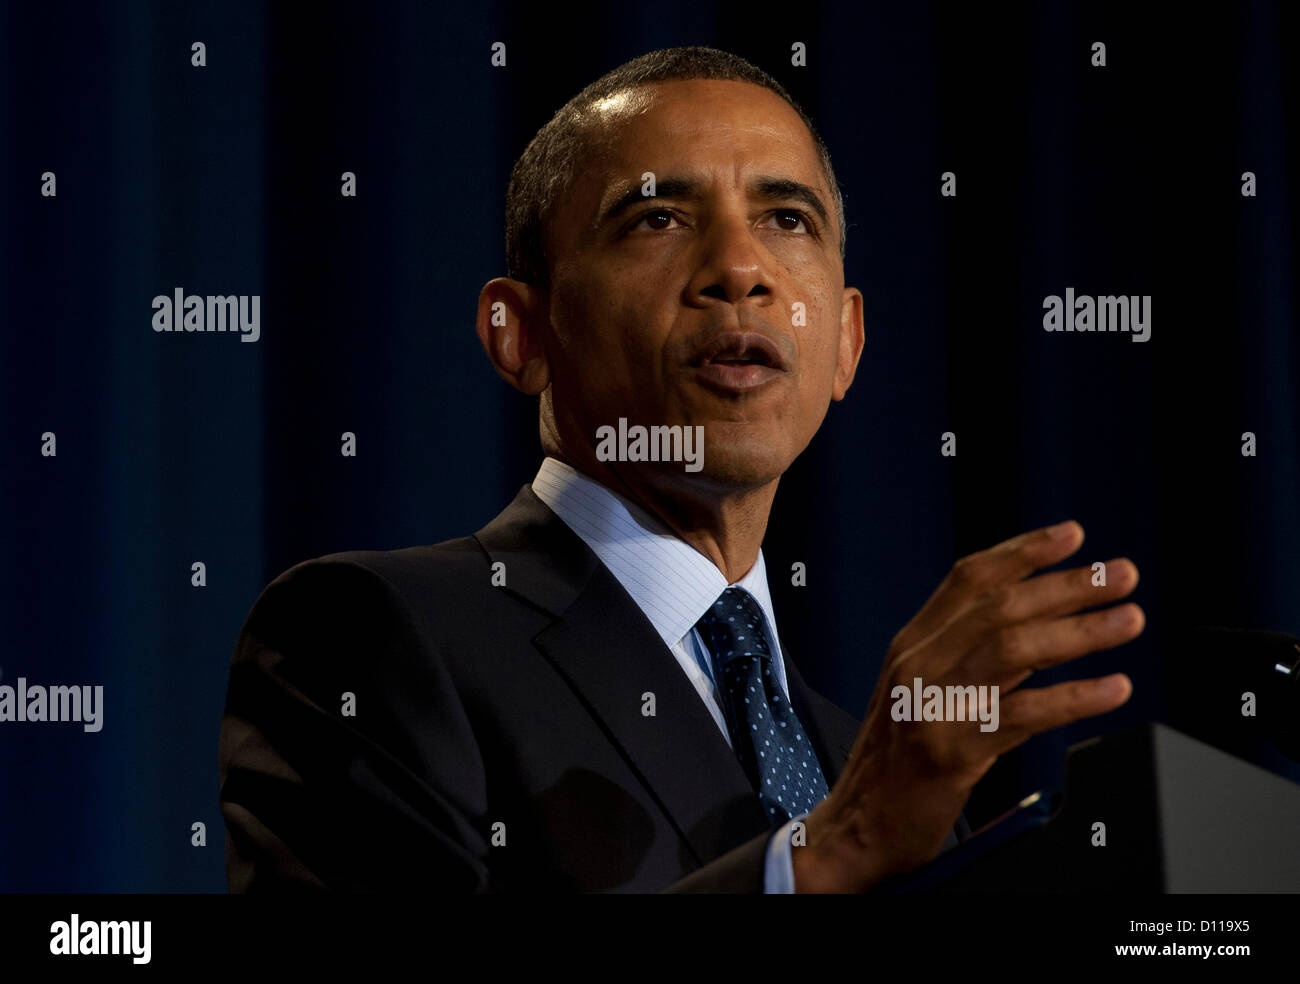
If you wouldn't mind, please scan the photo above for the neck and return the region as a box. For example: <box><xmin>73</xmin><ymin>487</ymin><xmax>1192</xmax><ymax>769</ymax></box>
<box><xmin>555</xmin><ymin>453</ymin><xmax>778</xmax><ymax>584</ymax></box>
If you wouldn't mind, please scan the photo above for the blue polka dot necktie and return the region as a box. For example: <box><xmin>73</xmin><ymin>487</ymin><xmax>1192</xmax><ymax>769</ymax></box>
<box><xmin>695</xmin><ymin>587</ymin><xmax>829</xmax><ymax>826</ymax></box>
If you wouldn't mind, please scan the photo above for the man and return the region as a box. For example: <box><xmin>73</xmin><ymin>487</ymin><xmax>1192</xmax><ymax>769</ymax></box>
<box><xmin>218</xmin><ymin>46</ymin><xmax>1144</xmax><ymax>893</ymax></box>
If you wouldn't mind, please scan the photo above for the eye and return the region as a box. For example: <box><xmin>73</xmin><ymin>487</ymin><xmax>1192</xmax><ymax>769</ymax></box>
<box><xmin>764</xmin><ymin>209</ymin><xmax>811</xmax><ymax>234</ymax></box>
<box><xmin>629</xmin><ymin>208</ymin><xmax>683</xmax><ymax>232</ymax></box>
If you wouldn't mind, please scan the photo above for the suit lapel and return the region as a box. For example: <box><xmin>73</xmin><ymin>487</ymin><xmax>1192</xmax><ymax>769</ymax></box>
<box><xmin>475</xmin><ymin>485</ymin><xmax>771</xmax><ymax>864</ymax></box>
<box><xmin>474</xmin><ymin>484</ymin><xmax>968</xmax><ymax>863</ymax></box>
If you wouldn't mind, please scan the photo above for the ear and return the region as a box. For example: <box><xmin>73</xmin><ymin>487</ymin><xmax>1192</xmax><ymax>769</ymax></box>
<box><xmin>832</xmin><ymin>285</ymin><xmax>865</xmax><ymax>401</ymax></box>
<box><xmin>475</xmin><ymin>277</ymin><xmax>550</xmax><ymax>395</ymax></box>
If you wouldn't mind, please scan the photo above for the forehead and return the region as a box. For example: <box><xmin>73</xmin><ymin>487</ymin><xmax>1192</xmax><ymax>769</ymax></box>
<box><xmin>585</xmin><ymin>78</ymin><xmax>820</xmax><ymax>175</ymax></box>
<box><xmin>587</xmin><ymin>78</ymin><xmax>817</xmax><ymax>155</ymax></box>
<box><xmin>557</xmin><ymin>78</ymin><xmax>829</xmax><ymax>222</ymax></box>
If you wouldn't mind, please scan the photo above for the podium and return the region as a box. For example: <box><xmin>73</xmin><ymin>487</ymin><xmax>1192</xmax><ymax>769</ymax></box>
<box><xmin>909</xmin><ymin>723</ymin><xmax>1300</xmax><ymax>892</ymax></box>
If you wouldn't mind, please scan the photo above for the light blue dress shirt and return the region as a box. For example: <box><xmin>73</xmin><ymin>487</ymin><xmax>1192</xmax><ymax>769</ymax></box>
<box><xmin>531</xmin><ymin>456</ymin><xmax>806</xmax><ymax>893</ymax></box>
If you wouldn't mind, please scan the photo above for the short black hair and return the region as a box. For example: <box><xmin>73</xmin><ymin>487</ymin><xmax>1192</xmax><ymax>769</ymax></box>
<box><xmin>505</xmin><ymin>46</ymin><xmax>846</xmax><ymax>288</ymax></box>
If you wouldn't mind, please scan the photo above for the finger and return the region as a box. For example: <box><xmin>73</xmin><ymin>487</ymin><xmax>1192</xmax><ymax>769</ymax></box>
<box><xmin>891</xmin><ymin>520</ymin><xmax>1084</xmax><ymax>655</ymax></box>
<box><xmin>930</xmin><ymin>559</ymin><xmax>1140</xmax><ymax>670</ymax></box>
<box><xmin>971</xmin><ymin>557</ymin><xmax>1139</xmax><ymax>629</ymax></box>
<box><xmin>965</xmin><ymin>602</ymin><xmax>1145</xmax><ymax>682</ymax></box>
<box><xmin>991</xmin><ymin>673</ymin><xmax>1133</xmax><ymax>753</ymax></box>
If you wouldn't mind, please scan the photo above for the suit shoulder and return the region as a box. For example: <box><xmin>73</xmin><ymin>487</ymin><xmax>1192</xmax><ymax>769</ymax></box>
<box><xmin>230</xmin><ymin>536</ymin><xmax>503</xmax><ymax>688</ymax></box>
<box><xmin>257</xmin><ymin>532</ymin><xmax>491</xmax><ymax>599</ymax></box>
<box><xmin>288</xmin><ymin>537</ymin><xmax>490</xmax><ymax>596</ymax></box>
<box><xmin>247</xmin><ymin>534</ymin><xmax>524</xmax><ymax>645</ymax></box>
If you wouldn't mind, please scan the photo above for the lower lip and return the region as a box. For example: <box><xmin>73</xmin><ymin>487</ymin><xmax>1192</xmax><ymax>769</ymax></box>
<box><xmin>689</xmin><ymin>362</ymin><xmax>786</xmax><ymax>392</ymax></box>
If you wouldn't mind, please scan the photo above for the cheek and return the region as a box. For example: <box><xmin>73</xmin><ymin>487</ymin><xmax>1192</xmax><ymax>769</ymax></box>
<box><xmin>549</xmin><ymin>270</ymin><xmax>668</xmax><ymax>387</ymax></box>
<box><xmin>790</xmin><ymin>290</ymin><xmax>842</xmax><ymax>379</ymax></box>
<box><xmin>775</xmin><ymin>253</ymin><xmax>835</xmax><ymax>324</ymax></box>
<box><xmin>567</xmin><ymin>263</ymin><xmax>673</xmax><ymax>355</ymax></box>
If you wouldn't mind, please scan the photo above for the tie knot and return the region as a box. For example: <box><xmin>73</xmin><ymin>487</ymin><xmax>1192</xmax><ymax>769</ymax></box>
<box><xmin>695</xmin><ymin>587</ymin><xmax>772</xmax><ymax>667</ymax></box>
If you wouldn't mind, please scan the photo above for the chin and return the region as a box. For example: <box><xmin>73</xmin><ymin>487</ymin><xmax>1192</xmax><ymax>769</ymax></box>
<box><xmin>681</xmin><ymin>435</ymin><xmax>791</xmax><ymax>492</ymax></box>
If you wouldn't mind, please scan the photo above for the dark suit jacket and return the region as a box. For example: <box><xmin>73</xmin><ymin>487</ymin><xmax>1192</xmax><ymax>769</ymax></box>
<box><xmin>218</xmin><ymin>483</ymin><xmax>966</xmax><ymax>892</ymax></box>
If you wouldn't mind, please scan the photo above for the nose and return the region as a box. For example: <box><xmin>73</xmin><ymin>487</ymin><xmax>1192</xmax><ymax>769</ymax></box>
<box><xmin>685</xmin><ymin>211</ymin><xmax>778</xmax><ymax>308</ymax></box>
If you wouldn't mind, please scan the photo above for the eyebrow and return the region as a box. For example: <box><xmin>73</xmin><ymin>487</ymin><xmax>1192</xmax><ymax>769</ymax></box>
<box><xmin>594</xmin><ymin>174</ymin><xmax>832</xmax><ymax>233</ymax></box>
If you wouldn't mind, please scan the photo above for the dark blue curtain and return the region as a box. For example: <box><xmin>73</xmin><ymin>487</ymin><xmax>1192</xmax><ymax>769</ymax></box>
<box><xmin>3</xmin><ymin>0</ymin><xmax>1296</xmax><ymax>891</ymax></box>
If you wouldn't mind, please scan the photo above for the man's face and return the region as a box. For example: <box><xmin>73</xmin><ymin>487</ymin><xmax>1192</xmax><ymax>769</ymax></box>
<box><xmin>542</xmin><ymin>78</ymin><xmax>862</xmax><ymax>495</ymax></box>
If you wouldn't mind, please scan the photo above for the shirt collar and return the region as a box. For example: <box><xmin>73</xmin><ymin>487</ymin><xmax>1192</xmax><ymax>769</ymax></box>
<box><xmin>530</xmin><ymin>456</ymin><xmax>781</xmax><ymax>656</ymax></box>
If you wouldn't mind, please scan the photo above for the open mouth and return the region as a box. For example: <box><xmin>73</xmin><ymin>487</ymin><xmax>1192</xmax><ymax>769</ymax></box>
<box><xmin>689</xmin><ymin>332</ymin><xmax>789</xmax><ymax>392</ymax></box>
<box><xmin>691</xmin><ymin>331</ymin><xmax>789</xmax><ymax>372</ymax></box>
<box><xmin>707</xmin><ymin>349</ymin><xmax>777</xmax><ymax>368</ymax></box>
